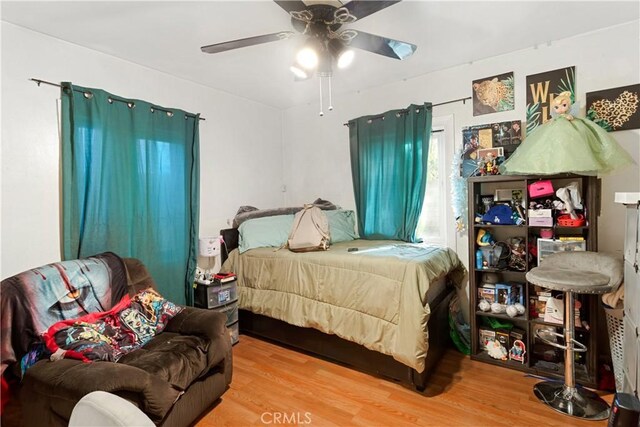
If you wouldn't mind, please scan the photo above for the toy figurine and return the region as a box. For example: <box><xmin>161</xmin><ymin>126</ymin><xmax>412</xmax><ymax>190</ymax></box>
<box><xmin>486</xmin><ymin>339</ymin><xmax>508</xmax><ymax>361</ymax></box>
<box><xmin>476</xmin><ymin>229</ymin><xmax>495</xmax><ymax>247</ymax></box>
<box><xmin>500</xmin><ymin>91</ymin><xmax>634</xmax><ymax>176</ymax></box>
<box><xmin>509</xmin><ymin>339</ymin><xmax>526</xmax><ymax>363</ymax></box>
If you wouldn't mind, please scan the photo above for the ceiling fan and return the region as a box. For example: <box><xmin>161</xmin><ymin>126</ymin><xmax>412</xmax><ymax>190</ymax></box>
<box><xmin>200</xmin><ymin>0</ymin><xmax>417</xmax><ymax>81</ymax></box>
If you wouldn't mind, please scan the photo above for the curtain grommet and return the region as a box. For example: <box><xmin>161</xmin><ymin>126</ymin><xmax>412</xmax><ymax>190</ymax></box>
<box><xmin>107</xmin><ymin>97</ymin><xmax>113</xmax><ymax>104</ymax></box>
<box><xmin>150</xmin><ymin>107</ymin><xmax>155</xmax><ymax>113</ymax></box>
<box><xmin>83</xmin><ymin>92</ymin><xmax>93</xmax><ymax>99</ymax></box>
<box><xmin>166</xmin><ymin>111</ymin><xmax>174</xmax><ymax>117</ymax></box>
<box><xmin>127</xmin><ymin>102</ymin><xmax>135</xmax><ymax>109</ymax></box>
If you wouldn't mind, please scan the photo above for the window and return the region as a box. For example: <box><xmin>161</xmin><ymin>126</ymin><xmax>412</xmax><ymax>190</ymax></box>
<box><xmin>415</xmin><ymin>116</ymin><xmax>454</xmax><ymax>246</ymax></box>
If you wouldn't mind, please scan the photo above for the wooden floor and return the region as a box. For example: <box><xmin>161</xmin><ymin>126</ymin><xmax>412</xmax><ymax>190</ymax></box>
<box><xmin>196</xmin><ymin>335</ymin><xmax>613</xmax><ymax>426</ymax></box>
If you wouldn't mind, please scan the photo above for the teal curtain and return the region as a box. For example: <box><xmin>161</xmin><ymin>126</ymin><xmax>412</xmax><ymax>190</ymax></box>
<box><xmin>348</xmin><ymin>103</ymin><xmax>432</xmax><ymax>242</ymax></box>
<box><xmin>61</xmin><ymin>83</ymin><xmax>200</xmax><ymax>305</ymax></box>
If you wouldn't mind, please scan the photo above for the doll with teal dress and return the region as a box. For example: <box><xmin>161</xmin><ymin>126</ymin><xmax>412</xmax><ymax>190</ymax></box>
<box><xmin>500</xmin><ymin>92</ymin><xmax>634</xmax><ymax>175</ymax></box>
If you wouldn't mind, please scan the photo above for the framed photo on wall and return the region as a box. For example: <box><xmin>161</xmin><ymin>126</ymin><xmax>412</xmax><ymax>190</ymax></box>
<box><xmin>586</xmin><ymin>84</ymin><xmax>640</xmax><ymax>131</ymax></box>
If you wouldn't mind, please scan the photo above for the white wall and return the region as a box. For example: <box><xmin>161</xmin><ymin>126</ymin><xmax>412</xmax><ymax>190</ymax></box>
<box><xmin>282</xmin><ymin>21</ymin><xmax>640</xmax><ymax>274</ymax></box>
<box><xmin>1</xmin><ymin>22</ymin><xmax>285</xmax><ymax>278</ymax></box>
<box><xmin>3</xmin><ymin>20</ymin><xmax>639</xmax><ymax>283</ymax></box>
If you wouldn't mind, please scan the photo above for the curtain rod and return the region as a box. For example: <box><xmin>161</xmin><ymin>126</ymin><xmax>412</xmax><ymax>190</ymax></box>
<box><xmin>30</xmin><ymin>78</ymin><xmax>206</xmax><ymax>121</ymax></box>
<box><xmin>343</xmin><ymin>96</ymin><xmax>472</xmax><ymax>126</ymax></box>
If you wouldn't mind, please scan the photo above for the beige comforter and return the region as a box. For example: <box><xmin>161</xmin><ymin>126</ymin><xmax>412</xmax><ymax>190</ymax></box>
<box><xmin>223</xmin><ymin>240</ymin><xmax>465</xmax><ymax>372</ymax></box>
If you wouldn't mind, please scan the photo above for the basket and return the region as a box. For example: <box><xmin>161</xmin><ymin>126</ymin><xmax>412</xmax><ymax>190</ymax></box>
<box><xmin>557</xmin><ymin>214</ymin><xmax>585</xmax><ymax>227</ymax></box>
<box><xmin>604</xmin><ymin>304</ymin><xmax>624</xmax><ymax>391</ymax></box>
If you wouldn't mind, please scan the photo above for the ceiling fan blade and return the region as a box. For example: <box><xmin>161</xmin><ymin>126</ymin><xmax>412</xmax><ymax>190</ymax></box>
<box><xmin>201</xmin><ymin>31</ymin><xmax>295</xmax><ymax>54</ymax></box>
<box><xmin>273</xmin><ymin>0</ymin><xmax>308</xmax><ymax>14</ymax></box>
<box><xmin>347</xmin><ymin>30</ymin><xmax>416</xmax><ymax>60</ymax></box>
<box><xmin>342</xmin><ymin>1</ymin><xmax>401</xmax><ymax>21</ymax></box>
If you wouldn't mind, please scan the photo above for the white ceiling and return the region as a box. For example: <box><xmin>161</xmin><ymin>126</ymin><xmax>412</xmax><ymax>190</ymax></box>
<box><xmin>2</xmin><ymin>1</ymin><xmax>638</xmax><ymax>109</ymax></box>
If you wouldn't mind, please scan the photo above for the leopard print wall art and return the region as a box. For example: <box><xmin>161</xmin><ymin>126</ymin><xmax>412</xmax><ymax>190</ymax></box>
<box><xmin>586</xmin><ymin>84</ymin><xmax>640</xmax><ymax>132</ymax></box>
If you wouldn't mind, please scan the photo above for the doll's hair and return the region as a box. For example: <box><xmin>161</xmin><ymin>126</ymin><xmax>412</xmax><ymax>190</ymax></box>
<box><xmin>552</xmin><ymin>91</ymin><xmax>573</xmax><ymax>106</ymax></box>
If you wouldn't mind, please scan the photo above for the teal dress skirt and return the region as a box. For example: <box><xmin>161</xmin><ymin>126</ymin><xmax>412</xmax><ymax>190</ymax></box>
<box><xmin>500</xmin><ymin>115</ymin><xmax>634</xmax><ymax>175</ymax></box>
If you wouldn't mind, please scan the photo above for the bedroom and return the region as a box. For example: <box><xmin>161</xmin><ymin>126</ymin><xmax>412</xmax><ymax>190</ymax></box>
<box><xmin>1</xmin><ymin>0</ymin><xmax>639</xmax><ymax>426</ymax></box>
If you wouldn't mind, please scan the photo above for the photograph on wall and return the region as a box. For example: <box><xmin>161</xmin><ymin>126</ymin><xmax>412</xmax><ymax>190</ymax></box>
<box><xmin>460</xmin><ymin>120</ymin><xmax>522</xmax><ymax>177</ymax></box>
<box><xmin>525</xmin><ymin>66</ymin><xmax>575</xmax><ymax>135</ymax></box>
<box><xmin>472</xmin><ymin>72</ymin><xmax>515</xmax><ymax>116</ymax></box>
<box><xmin>586</xmin><ymin>84</ymin><xmax>640</xmax><ymax>132</ymax></box>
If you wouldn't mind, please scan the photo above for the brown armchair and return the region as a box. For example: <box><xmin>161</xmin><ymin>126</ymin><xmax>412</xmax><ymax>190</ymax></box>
<box><xmin>1</xmin><ymin>256</ymin><xmax>232</xmax><ymax>427</ymax></box>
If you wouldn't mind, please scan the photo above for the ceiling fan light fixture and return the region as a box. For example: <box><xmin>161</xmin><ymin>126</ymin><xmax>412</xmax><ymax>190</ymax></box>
<box><xmin>337</xmin><ymin>49</ymin><xmax>354</xmax><ymax>69</ymax></box>
<box><xmin>289</xmin><ymin>63</ymin><xmax>309</xmax><ymax>80</ymax></box>
<box><xmin>328</xmin><ymin>38</ymin><xmax>354</xmax><ymax>69</ymax></box>
<box><xmin>296</xmin><ymin>47</ymin><xmax>318</xmax><ymax>69</ymax></box>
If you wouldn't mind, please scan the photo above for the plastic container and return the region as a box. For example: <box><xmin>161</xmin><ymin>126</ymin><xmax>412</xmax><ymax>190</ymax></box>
<box><xmin>537</xmin><ymin>238</ymin><xmax>586</xmax><ymax>265</ymax></box>
<box><xmin>217</xmin><ymin>300</ymin><xmax>239</xmax><ymax>326</ymax></box>
<box><xmin>227</xmin><ymin>321</ymin><xmax>239</xmax><ymax>345</ymax></box>
<box><xmin>476</xmin><ymin>249</ymin><xmax>483</xmax><ymax>269</ymax></box>
<box><xmin>540</xmin><ymin>228</ymin><xmax>553</xmax><ymax>239</ymax></box>
<box><xmin>604</xmin><ymin>303</ymin><xmax>625</xmax><ymax>391</ymax></box>
<box><xmin>194</xmin><ymin>280</ymin><xmax>237</xmax><ymax>309</ymax></box>
<box><xmin>557</xmin><ymin>214</ymin><xmax>586</xmax><ymax>227</ymax></box>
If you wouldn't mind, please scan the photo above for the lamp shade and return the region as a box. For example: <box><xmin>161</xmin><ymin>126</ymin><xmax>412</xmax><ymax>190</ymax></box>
<box><xmin>198</xmin><ymin>237</ymin><xmax>221</xmax><ymax>257</ymax></box>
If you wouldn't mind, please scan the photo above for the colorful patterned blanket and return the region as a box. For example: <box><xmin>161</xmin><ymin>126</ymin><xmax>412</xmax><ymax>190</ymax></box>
<box><xmin>42</xmin><ymin>289</ymin><xmax>182</xmax><ymax>363</ymax></box>
<box><xmin>1</xmin><ymin>252</ymin><xmax>128</xmax><ymax>375</ymax></box>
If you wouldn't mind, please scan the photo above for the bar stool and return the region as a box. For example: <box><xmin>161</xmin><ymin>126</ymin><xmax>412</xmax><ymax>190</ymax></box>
<box><xmin>526</xmin><ymin>251</ymin><xmax>623</xmax><ymax>420</ymax></box>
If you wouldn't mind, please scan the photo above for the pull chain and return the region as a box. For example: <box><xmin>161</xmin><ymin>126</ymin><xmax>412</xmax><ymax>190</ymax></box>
<box><xmin>319</xmin><ymin>77</ymin><xmax>324</xmax><ymax>117</ymax></box>
<box><xmin>328</xmin><ymin>75</ymin><xmax>333</xmax><ymax>111</ymax></box>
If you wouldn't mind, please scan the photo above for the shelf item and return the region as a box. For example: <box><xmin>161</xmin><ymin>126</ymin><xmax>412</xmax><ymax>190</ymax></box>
<box><xmin>195</xmin><ymin>277</ymin><xmax>240</xmax><ymax>346</ymax></box>
<box><xmin>537</xmin><ymin>238</ymin><xmax>587</xmax><ymax>266</ymax></box>
<box><xmin>468</xmin><ymin>174</ymin><xmax>600</xmax><ymax>388</ymax></box>
<box><xmin>194</xmin><ymin>278</ymin><xmax>238</xmax><ymax>309</ymax></box>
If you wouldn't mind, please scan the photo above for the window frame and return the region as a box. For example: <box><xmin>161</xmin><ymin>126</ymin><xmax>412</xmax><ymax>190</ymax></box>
<box><xmin>416</xmin><ymin>114</ymin><xmax>455</xmax><ymax>248</ymax></box>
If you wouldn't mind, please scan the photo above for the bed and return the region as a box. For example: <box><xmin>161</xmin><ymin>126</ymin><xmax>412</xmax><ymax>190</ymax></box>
<box><xmin>219</xmin><ymin>207</ymin><xmax>465</xmax><ymax>390</ymax></box>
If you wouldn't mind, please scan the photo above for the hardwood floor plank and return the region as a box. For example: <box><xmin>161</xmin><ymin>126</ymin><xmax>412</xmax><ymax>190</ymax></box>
<box><xmin>197</xmin><ymin>335</ymin><xmax>613</xmax><ymax>426</ymax></box>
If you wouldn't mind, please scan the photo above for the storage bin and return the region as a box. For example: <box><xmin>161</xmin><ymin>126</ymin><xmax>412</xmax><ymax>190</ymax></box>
<box><xmin>604</xmin><ymin>304</ymin><xmax>625</xmax><ymax>392</ymax></box>
<box><xmin>217</xmin><ymin>300</ymin><xmax>239</xmax><ymax>326</ymax></box>
<box><xmin>194</xmin><ymin>280</ymin><xmax>237</xmax><ymax>309</ymax></box>
<box><xmin>227</xmin><ymin>321</ymin><xmax>239</xmax><ymax>345</ymax></box>
<box><xmin>529</xmin><ymin>217</ymin><xmax>553</xmax><ymax>227</ymax></box>
<box><xmin>528</xmin><ymin>180</ymin><xmax>554</xmax><ymax>198</ymax></box>
<box><xmin>537</xmin><ymin>238</ymin><xmax>586</xmax><ymax>265</ymax></box>
<box><xmin>528</xmin><ymin>209</ymin><xmax>552</xmax><ymax>218</ymax></box>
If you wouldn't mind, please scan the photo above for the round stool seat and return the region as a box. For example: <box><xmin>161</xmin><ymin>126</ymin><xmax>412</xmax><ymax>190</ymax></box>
<box><xmin>526</xmin><ymin>251</ymin><xmax>623</xmax><ymax>420</ymax></box>
<box><xmin>526</xmin><ymin>251</ymin><xmax>623</xmax><ymax>294</ymax></box>
<box><xmin>526</xmin><ymin>268</ymin><xmax>610</xmax><ymax>293</ymax></box>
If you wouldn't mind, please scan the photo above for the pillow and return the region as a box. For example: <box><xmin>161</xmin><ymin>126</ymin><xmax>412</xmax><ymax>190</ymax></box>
<box><xmin>238</xmin><ymin>214</ymin><xmax>294</xmax><ymax>253</ymax></box>
<box><xmin>325</xmin><ymin>210</ymin><xmax>359</xmax><ymax>243</ymax></box>
<box><xmin>232</xmin><ymin>199</ymin><xmax>338</xmax><ymax>228</ymax></box>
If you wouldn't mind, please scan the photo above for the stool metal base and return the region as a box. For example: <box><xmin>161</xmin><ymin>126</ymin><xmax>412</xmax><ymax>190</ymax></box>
<box><xmin>533</xmin><ymin>381</ymin><xmax>610</xmax><ymax>420</ymax></box>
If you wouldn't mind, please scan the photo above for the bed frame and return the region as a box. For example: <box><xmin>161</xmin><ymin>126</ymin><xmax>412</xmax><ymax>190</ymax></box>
<box><xmin>220</xmin><ymin>228</ymin><xmax>454</xmax><ymax>391</ymax></box>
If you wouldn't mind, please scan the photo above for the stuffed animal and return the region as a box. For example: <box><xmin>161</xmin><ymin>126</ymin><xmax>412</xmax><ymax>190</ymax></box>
<box><xmin>194</xmin><ymin>267</ymin><xmax>213</xmax><ymax>285</ymax></box>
